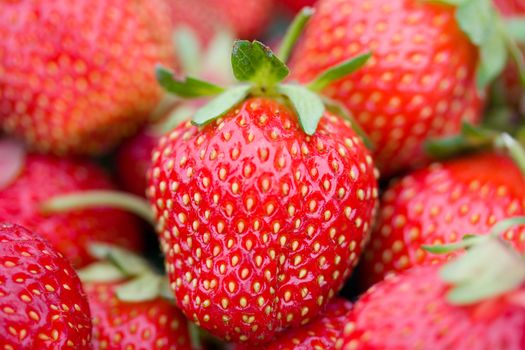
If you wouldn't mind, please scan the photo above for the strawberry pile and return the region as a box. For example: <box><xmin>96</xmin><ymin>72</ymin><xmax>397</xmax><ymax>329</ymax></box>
<box><xmin>2</xmin><ymin>0</ymin><xmax>525</xmax><ymax>349</ymax></box>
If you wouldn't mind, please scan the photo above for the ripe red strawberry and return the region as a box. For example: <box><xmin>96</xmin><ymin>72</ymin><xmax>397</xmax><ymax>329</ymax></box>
<box><xmin>279</xmin><ymin>0</ymin><xmax>318</xmax><ymax>15</ymax></box>
<box><xmin>147</xmin><ymin>97</ymin><xmax>378</xmax><ymax>343</ymax></box>
<box><xmin>289</xmin><ymin>0</ymin><xmax>482</xmax><ymax>175</ymax></box>
<box><xmin>84</xmin><ymin>281</ymin><xmax>192</xmax><ymax>350</ymax></box>
<box><xmin>358</xmin><ymin>152</ymin><xmax>525</xmax><ymax>289</ymax></box>
<box><xmin>168</xmin><ymin>0</ymin><xmax>273</xmax><ymax>43</ymax></box>
<box><xmin>0</xmin><ymin>223</ymin><xmax>92</xmax><ymax>349</ymax></box>
<box><xmin>0</xmin><ymin>0</ymin><xmax>176</xmax><ymax>155</ymax></box>
<box><xmin>117</xmin><ymin>130</ymin><xmax>159</xmax><ymax>197</ymax></box>
<box><xmin>337</xmin><ymin>262</ymin><xmax>525</xmax><ymax>349</ymax></box>
<box><xmin>235</xmin><ymin>298</ymin><xmax>352</xmax><ymax>350</ymax></box>
<box><xmin>0</xmin><ymin>146</ymin><xmax>142</xmax><ymax>267</ymax></box>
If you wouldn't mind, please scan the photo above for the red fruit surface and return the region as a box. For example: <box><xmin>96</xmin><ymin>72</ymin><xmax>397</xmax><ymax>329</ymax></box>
<box><xmin>359</xmin><ymin>153</ymin><xmax>525</xmax><ymax>289</ymax></box>
<box><xmin>84</xmin><ymin>281</ymin><xmax>192</xmax><ymax>350</ymax></box>
<box><xmin>337</xmin><ymin>265</ymin><xmax>525</xmax><ymax>350</ymax></box>
<box><xmin>290</xmin><ymin>0</ymin><xmax>482</xmax><ymax>175</ymax></box>
<box><xmin>0</xmin><ymin>154</ymin><xmax>143</xmax><ymax>267</ymax></box>
<box><xmin>0</xmin><ymin>0</ymin><xmax>176</xmax><ymax>155</ymax></box>
<box><xmin>279</xmin><ymin>0</ymin><xmax>318</xmax><ymax>14</ymax></box>
<box><xmin>117</xmin><ymin>130</ymin><xmax>159</xmax><ymax>197</ymax></box>
<box><xmin>168</xmin><ymin>0</ymin><xmax>273</xmax><ymax>43</ymax></box>
<box><xmin>147</xmin><ymin>97</ymin><xmax>378</xmax><ymax>344</ymax></box>
<box><xmin>236</xmin><ymin>298</ymin><xmax>352</xmax><ymax>349</ymax></box>
<box><xmin>0</xmin><ymin>223</ymin><xmax>92</xmax><ymax>349</ymax></box>
<box><xmin>493</xmin><ymin>0</ymin><xmax>525</xmax><ymax>15</ymax></box>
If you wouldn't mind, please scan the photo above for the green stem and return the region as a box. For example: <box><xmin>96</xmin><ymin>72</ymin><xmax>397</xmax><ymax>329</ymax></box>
<box><xmin>278</xmin><ymin>7</ymin><xmax>314</xmax><ymax>63</ymax></box>
<box><xmin>40</xmin><ymin>190</ymin><xmax>154</xmax><ymax>224</ymax></box>
<box><xmin>189</xmin><ymin>323</ymin><xmax>202</xmax><ymax>350</ymax></box>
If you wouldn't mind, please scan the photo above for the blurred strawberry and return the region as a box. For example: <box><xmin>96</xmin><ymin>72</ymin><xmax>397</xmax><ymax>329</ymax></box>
<box><xmin>290</xmin><ymin>0</ymin><xmax>485</xmax><ymax>176</ymax></box>
<box><xmin>168</xmin><ymin>0</ymin><xmax>273</xmax><ymax>44</ymax></box>
<box><xmin>0</xmin><ymin>140</ymin><xmax>142</xmax><ymax>267</ymax></box>
<box><xmin>80</xmin><ymin>244</ymin><xmax>193</xmax><ymax>350</ymax></box>
<box><xmin>338</xmin><ymin>231</ymin><xmax>525</xmax><ymax>349</ymax></box>
<box><xmin>0</xmin><ymin>0</ymin><xmax>177</xmax><ymax>155</ymax></box>
<box><xmin>358</xmin><ymin>152</ymin><xmax>525</xmax><ymax>289</ymax></box>
<box><xmin>0</xmin><ymin>223</ymin><xmax>92</xmax><ymax>349</ymax></box>
<box><xmin>279</xmin><ymin>0</ymin><xmax>317</xmax><ymax>14</ymax></box>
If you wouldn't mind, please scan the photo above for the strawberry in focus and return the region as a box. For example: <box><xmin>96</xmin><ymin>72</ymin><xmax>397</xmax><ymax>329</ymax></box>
<box><xmin>235</xmin><ymin>298</ymin><xmax>352</xmax><ymax>349</ymax></box>
<box><xmin>0</xmin><ymin>0</ymin><xmax>176</xmax><ymax>155</ymax></box>
<box><xmin>358</xmin><ymin>152</ymin><xmax>525</xmax><ymax>289</ymax></box>
<box><xmin>290</xmin><ymin>0</ymin><xmax>483</xmax><ymax>175</ymax></box>
<box><xmin>147</xmin><ymin>97</ymin><xmax>378</xmax><ymax>343</ymax></box>
<box><xmin>0</xmin><ymin>223</ymin><xmax>92</xmax><ymax>349</ymax></box>
<box><xmin>0</xmin><ymin>141</ymin><xmax>143</xmax><ymax>267</ymax></box>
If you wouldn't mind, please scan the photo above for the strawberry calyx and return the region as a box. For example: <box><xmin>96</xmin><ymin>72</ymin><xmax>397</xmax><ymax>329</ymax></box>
<box><xmin>425</xmin><ymin>122</ymin><xmax>525</xmax><ymax>176</ymax></box>
<box><xmin>434</xmin><ymin>0</ymin><xmax>525</xmax><ymax>90</ymax></box>
<box><xmin>424</xmin><ymin>216</ymin><xmax>525</xmax><ymax>305</ymax></box>
<box><xmin>0</xmin><ymin>138</ymin><xmax>26</xmax><ymax>190</ymax></box>
<box><xmin>155</xmin><ymin>8</ymin><xmax>372</xmax><ymax>138</ymax></box>
<box><xmin>40</xmin><ymin>190</ymin><xmax>155</xmax><ymax>224</ymax></box>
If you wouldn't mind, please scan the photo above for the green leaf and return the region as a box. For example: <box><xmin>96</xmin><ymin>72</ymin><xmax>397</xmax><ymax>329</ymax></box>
<box><xmin>192</xmin><ymin>85</ymin><xmax>251</xmax><ymax>126</ymax></box>
<box><xmin>278</xmin><ymin>84</ymin><xmax>325</xmax><ymax>135</ymax></box>
<box><xmin>156</xmin><ymin>66</ymin><xmax>225</xmax><ymax>98</ymax></box>
<box><xmin>159</xmin><ymin>277</ymin><xmax>175</xmax><ymax>301</ymax></box>
<box><xmin>494</xmin><ymin>133</ymin><xmax>525</xmax><ymax>177</ymax></box>
<box><xmin>476</xmin><ymin>26</ymin><xmax>508</xmax><ymax>89</ymax></box>
<box><xmin>115</xmin><ymin>274</ymin><xmax>162</xmax><ymax>302</ymax></box>
<box><xmin>231</xmin><ymin>40</ymin><xmax>289</xmax><ymax>87</ymax></box>
<box><xmin>173</xmin><ymin>26</ymin><xmax>202</xmax><ymax>75</ymax></box>
<box><xmin>308</xmin><ymin>52</ymin><xmax>372</xmax><ymax>92</ymax></box>
<box><xmin>490</xmin><ymin>216</ymin><xmax>525</xmax><ymax>237</ymax></box>
<box><xmin>506</xmin><ymin>17</ymin><xmax>525</xmax><ymax>44</ymax></box>
<box><xmin>77</xmin><ymin>262</ymin><xmax>126</xmax><ymax>283</ymax></box>
<box><xmin>455</xmin><ymin>0</ymin><xmax>493</xmax><ymax>46</ymax></box>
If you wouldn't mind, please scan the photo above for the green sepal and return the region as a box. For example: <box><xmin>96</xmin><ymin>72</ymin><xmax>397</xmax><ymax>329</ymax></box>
<box><xmin>77</xmin><ymin>262</ymin><xmax>127</xmax><ymax>283</ymax></box>
<box><xmin>455</xmin><ymin>0</ymin><xmax>493</xmax><ymax>46</ymax></box>
<box><xmin>490</xmin><ymin>216</ymin><xmax>525</xmax><ymax>236</ymax></box>
<box><xmin>156</xmin><ymin>66</ymin><xmax>225</xmax><ymax>98</ymax></box>
<box><xmin>278</xmin><ymin>7</ymin><xmax>315</xmax><ymax>63</ymax></box>
<box><xmin>115</xmin><ymin>273</ymin><xmax>163</xmax><ymax>302</ymax></box>
<box><xmin>441</xmin><ymin>237</ymin><xmax>525</xmax><ymax>305</ymax></box>
<box><xmin>476</xmin><ymin>24</ymin><xmax>508</xmax><ymax>90</ymax></box>
<box><xmin>173</xmin><ymin>27</ymin><xmax>202</xmax><ymax>75</ymax></box>
<box><xmin>494</xmin><ymin>133</ymin><xmax>525</xmax><ymax>176</ymax></box>
<box><xmin>422</xmin><ymin>235</ymin><xmax>485</xmax><ymax>254</ymax></box>
<box><xmin>192</xmin><ymin>85</ymin><xmax>251</xmax><ymax>126</ymax></box>
<box><xmin>322</xmin><ymin>97</ymin><xmax>374</xmax><ymax>150</ymax></box>
<box><xmin>88</xmin><ymin>243</ymin><xmax>152</xmax><ymax>277</ymax></box>
<box><xmin>278</xmin><ymin>84</ymin><xmax>325</xmax><ymax>135</ymax></box>
<box><xmin>231</xmin><ymin>40</ymin><xmax>289</xmax><ymax>88</ymax></box>
<box><xmin>159</xmin><ymin>277</ymin><xmax>175</xmax><ymax>301</ymax></box>
<box><xmin>506</xmin><ymin>17</ymin><xmax>525</xmax><ymax>44</ymax></box>
<box><xmin>308</xmin><ymin>52</ymin><xmax>372</xmax><ymax>92</ymax></box>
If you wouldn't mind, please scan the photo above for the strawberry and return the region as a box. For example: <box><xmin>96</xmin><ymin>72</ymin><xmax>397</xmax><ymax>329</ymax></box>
<box><xmin>147</xmin><ymin>95</ymin><xmax>378</xmax><ymax>343</ymax></box>
<box><xmin>358</xmin><ymin>152</ymin><xmax>525</xmax><ymax>289</ymax></box>
<box><xmin>168</xmin><ymin>0</ymin><xmax>273</xmax><ymax>44</ymax></box>
<box><xmin>0</xmin><ymin>0</ymin><xmax>176</xmax><ymax>155</ymax></box>
<box><xmin>279</xmin><ymin>0</ymin><xmax>318</xmax><ymax>15</ymax></box>
<box><xmin>337</xmin><ymin>231</ymin><xmax>525</xmax><ymax>349</ymax></box>
<box><xmin>117</xmin><ymin>130</ymin><xmax>160</xmax><ymax>197</ymax></box>
<box><xmin>289</xmin><ymin>0</ymin><xmax>484</xmax><ymax>175</ymax></box>
<box><xmin>235</xmin><ymin>298</ymin><xmax>352</xmax><ymax>350</ymax></box>
<box><xmin>149</xmin><ymin>29</ymin><xmax>378</xmax><ymax>344</ymax></box>
<box><xmin>79</xmin><ymin>244</ymin><xmax>193</xmax><ymax>350</ymax></box>
<box><xmin>0</xmin><ymin>223</ymin><xmax>92</xmax><ymax>349</ymax></box>
<box><xmin>0</xmin><ymin>140</ymin><xmax>143</xmax><ymax>267</ymax></box>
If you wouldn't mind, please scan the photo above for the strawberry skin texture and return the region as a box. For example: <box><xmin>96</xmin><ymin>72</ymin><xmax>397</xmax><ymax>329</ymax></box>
<box><xmin>147</xmin><ymin>97</ymin><xmax>379</xmax><ymax>344</ymax></box>
<box><xmin>117</xmin><ymin>130</ymin><xmax>159</xmax><ymax>197</ymax></box>
<box><xmin>0</xmin><ymin>154</ymin><xmax>143</xmax><ymax>268</ymax></box>
<box><xmin>0</xmin><ymin>223</ymin><xmax>92</xmax><ymax>349</ymax></box>
<box><xmin>358</xmin><ymin>153</ymin><xmax>525</xmax><ymax>289</ymax></box>
<box><xmin>84</xmin><ymin>281</ymin><xmax>192</xmax><ymax>350</ymax></box>
<box><xmin>337</xmin><ymin>265</ymin><xmax>525</xmax><ymax>350</ymax></box>
<box><xmin>0</xmin><ymin>0</ymin><xmax>176</xmax><ymax>155</ymax></box>
<box><xmin>290</xmin><ymin>0</ymin><xmax>482</xmax><ymax>175</ymax></box>
<box><xmin>235</xmin><ymin>298</ymin><xmax>352</xmax><ymax>350</ymax></box>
